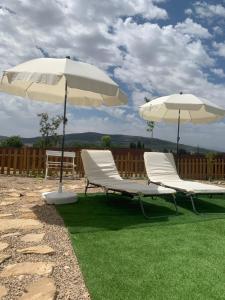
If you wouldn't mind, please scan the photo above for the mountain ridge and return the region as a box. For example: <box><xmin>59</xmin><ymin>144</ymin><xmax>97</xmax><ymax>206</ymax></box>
<box><xmin>0</xmin><ymin>132</ymin><xmax>218</xmax><ymax>154</ymax></box>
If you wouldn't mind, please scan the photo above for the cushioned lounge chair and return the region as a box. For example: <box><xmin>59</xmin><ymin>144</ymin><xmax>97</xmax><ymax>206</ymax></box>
<box><xmin>81</xmin><ymin>149</ymin><xmax>177</xmax><ymax>218</ymax></box>
<box><xmin>144</xmin><ymin>152</ymin><xmax>225</xmax><ymax>214</ymax></box>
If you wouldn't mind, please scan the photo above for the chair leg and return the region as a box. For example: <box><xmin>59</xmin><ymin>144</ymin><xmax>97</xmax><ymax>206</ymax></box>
<box><xmin>188</xmin><ymin>194</ymin><xmax>225</xmax><ymax>215</ymax></box>
<box><xmin>85</xmin><ymin>180</ymin><xmax>90</xmax><ymax>196</ymax></box>
<box><xmin>45</xmin><ymin>166</ymin><xmax>48</xmax><ymax>180</ymax></box>
<box><xmin>105</xmin><ymin>188</ymin><xmax>109</xmax><ymax>200</ymax></box>
<box><xmin>138</xmin><ymin>194</ymin><xmax>178</xmax><ymax>219</ymax></box>
<box><xmin>138</xmin><ymin>195</ymin><xmax>150</xmax><ymax>219</ymax></box>
<box><xmin>171</xmin><ymin>194</ymin><xmax>178</xmax><ymax>214</ymax></box>
<box><xmin>189</xmin><ymin>195</ymin><xmax>199</xmax><ymax>214</ymax></box>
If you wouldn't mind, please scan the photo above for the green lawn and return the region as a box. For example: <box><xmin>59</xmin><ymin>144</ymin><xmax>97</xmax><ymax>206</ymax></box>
<box><xmin>57</xmin><ymin>192</ymin><xmax>225</xmax><ymax>300</ymax></box>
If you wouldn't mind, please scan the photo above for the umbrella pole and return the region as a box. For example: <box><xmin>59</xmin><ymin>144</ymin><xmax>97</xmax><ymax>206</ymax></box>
<box><xmin>176</xmin><ymin>109</ymin><xmax>181</xmax><ymax>172</ymax></box>
<box><xmin>58</xmin><ymin>79</ymin><xmax>68</xmax><ymax>193</ymax></box>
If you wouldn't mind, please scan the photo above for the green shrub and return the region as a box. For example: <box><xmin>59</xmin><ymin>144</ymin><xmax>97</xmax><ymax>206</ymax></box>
<box><xmin>0</xmin><ymin>136</ymin><xmax>23</xmax><ymax>148</ymax></box>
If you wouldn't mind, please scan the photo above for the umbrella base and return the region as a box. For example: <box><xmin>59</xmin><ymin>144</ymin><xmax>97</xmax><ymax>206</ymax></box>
<box><xmin>42</xmin><ymin>191</ymin><xmax>78</xmax><ymax>205</ymax></box>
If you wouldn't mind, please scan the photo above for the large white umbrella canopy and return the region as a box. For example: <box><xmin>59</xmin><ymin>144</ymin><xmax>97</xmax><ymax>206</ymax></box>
<box><xmin>0</xmin><ymin>57</ymin><xmax>127</xmax><ymax>106</ymax></box>
<box><xmin>139</xmin><ymin>93</ymin><xmax>225</xmax><ymax>154</ymax></box>
<box><xmin>0</xmin><ymin>57</ymin><xmax>128</xmax><ymax>203</ymax></box>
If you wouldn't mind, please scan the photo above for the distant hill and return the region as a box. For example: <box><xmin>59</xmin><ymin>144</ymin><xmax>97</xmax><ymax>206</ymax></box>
<box><xmin>0</xmin><ymin>132</ymin><xmax>217</xmax><ymax>154</ymax></box>
<box><xmin>0</xmin><ymin>136</ymin><xmax>7</xmax><ymax>140</ymax></box>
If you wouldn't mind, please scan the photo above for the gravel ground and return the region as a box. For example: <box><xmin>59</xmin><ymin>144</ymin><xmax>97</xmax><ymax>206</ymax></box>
<box><xmin>0</xmin><ymin>175</ymin><xmax>102</xmax><ymax>300</ymax></box>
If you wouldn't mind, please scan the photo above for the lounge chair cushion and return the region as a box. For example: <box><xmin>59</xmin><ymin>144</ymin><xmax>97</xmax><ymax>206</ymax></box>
<box><xmin>144</xmin><ymin>152</ymin><xmax>180</xmax><ymax>182</ymax></box>
<box><xmin>81</xmin><ymin>149</ymin><xmax>122</xmax><ymax>181</ymax></box>
<box><xmin>144</xmin><ymin>152</ymin><xmax>225</xmax><ymax>194</ymax></box>
<box><xmin>81</xmin><ymin>150</ymin><xmax>175</xmax><ymax>195</ymax></box>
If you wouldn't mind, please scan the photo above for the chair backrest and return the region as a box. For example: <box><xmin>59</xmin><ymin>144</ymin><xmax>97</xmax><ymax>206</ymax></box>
<box><xmin>46</xmin><ymin>150</ymin><xmax>75</xmax><ymax>158</ymax></box>
<box><xmin>81</xmin><ymin>149</ymin><xmax>121</xmax><ymax>181</ymax></box>
<box><xmin>144</xmin><ymin>152</ymin><xmax>180</xmax><ymax>182</ymax></box>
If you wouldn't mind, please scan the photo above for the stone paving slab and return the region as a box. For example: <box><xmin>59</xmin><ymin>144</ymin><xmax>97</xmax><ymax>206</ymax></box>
<box><xmin>0</xmin><ymin>219</ymin><xmax>43</xmax><ymax>232</ymax></box>
<box><xmin>17</xmin><ymin>245</ymin><xmax>55</xmax><ymax>255</ymax></box>
<box><xmin>0</xmin><ymin>213</ymin><xmax>13</xmax><ymax>218</ymax></box>
<box><xmin>20</xmin><ymin>233</ymin><xmax>45</xmax><ymax>243</ymax></box>
<box><xmin>0</xmin><ymin>285</ymin><xmax>7</xmax><ymax>298</ymax></box>
<box><xmin>0</xmin><ymin>254</ymin><xmax>11</xmax><ymax>264</ymax></box>
<box><xmin>19</xmin><ymin>277</ymin><xmax>57</xmax><ymax>300</ymax></box>
<box><xmin>0</xmin><ymin>201</ymin><xmax>16</xmax><ymax>207</ymax></box>
<box><xmin>0</xmin><ymin>262</ymin><xmax>55</xmax><ymax>277</ymax></box>
<box><xmin>0</xmin><ymin>242</ymin><xmax>9</xmax><ymax>251</ymax></box>
<box><xmin>1</xmin><ymin>232</ymin><xmax>21</xmax><ymax>239</ymax></box>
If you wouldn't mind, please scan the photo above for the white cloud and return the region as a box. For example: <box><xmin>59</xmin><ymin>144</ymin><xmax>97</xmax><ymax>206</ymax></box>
<box><xmin>0</xmin><ymin>94</ymin><xmax>65</xmax><ymax>136</ymax></box>
<box><xmin>131</xmin><ymin>88</ymin><xmax>153</xmax><ymax>108</ymax></box>
<box><xmin>185</xmin><ymin>8</ymin><xmax>193</xmax><ymax>16</ymax></box>
<box><xmin>0</xmin><ymin>0</ymin><xmax>168</xmax><ymax>71</ymax></box>
<box><xmin>213</xmin><ymin>42</ymin><xmax>225</xmax><ymax>57</ymax></box>
<box><xmin>113</xmin><ymin>18</ymin><xmax>215</xmax><ymax>102</ymax></box>
<box><xmin>211</xmin><ymin>68</ymin><xmax>225</xmax><ymax>78</ymax></box>
<box><xmin>175</xmin><ymin>18</ymin><xmax>211</xmax><ymax>39</ymax></box>
<box><xmin>193</xmin><ymin>1</ymin><xmax>225</xmax><ymax>18</ymax></box>
<box><xmin>213</xmin><ymin>26</ymin><xmax>223</xmax><ymax>36</ymax></box>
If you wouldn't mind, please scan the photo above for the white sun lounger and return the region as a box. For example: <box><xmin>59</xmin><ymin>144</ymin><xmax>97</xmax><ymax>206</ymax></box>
<box><xmin>144</xmin><ymin>152</ymin><xmax>225</xmax><ymax>213</ymax></box>
<box><xmin>81</xmin><ymin>149</ymin><xmax>177</xmax><ymax>218</ymax></box>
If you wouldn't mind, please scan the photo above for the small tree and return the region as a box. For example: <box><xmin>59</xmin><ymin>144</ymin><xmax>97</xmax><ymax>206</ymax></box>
<box><xmin>179</xmin><ymin>149</ymin><xmax>188</xmax><ymax>155</ymax></box>
<box><xmin>129</xmin><ymin>142</ymin><xmax>136</xmax><ymax>149</ymax></box>
<box><xmin>137</xmin><ymin>141</ymin><xmax>142</xmax><ymax>149</ymax></box>
<box><xmin>0</xmin><ymin>136</ymin><xmax>23</xmax><ymax>148</ymax></box>
<box><xmin>37</xmin><ymin>113</ymin><xmax>63</xmax><ymax>148</ymax></box>
<box><xmin>144</xmin><ymin>97</ymin><xmax>155</xmax><ymax>138</ymax></box>
<box><xmin>101</xmin><ymin>135</ymin><xmax>111</xmax><ymax>148</ymax></box>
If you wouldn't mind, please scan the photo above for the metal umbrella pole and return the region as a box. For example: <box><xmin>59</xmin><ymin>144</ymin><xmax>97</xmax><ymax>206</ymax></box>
<box><xmin>176</xmin><ymin>109</ymin><xmax>181</xmax><ymax>173</ymax></box>
<box><xmin>58</xmin><ymin>77</ymin><xmax>68</xmax><ymax>193</ymax></box>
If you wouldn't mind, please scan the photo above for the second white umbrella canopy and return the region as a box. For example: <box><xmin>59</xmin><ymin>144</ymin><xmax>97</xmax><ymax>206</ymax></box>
<box><xmin>139</xmin><ymin>93</ymin><xmax>225</xmax><ymax>124</ymax></box>
<box><xmin>139</xmin><ymin>93</ymin><xmax>225</xmax><ymax>156</ymax></box>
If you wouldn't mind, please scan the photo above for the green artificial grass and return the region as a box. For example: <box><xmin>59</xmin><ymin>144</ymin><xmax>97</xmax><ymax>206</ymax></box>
<box><xmin>57</xmin><ymin>192</ymin><xmax>225</xmax><ymax>300</ymax></box>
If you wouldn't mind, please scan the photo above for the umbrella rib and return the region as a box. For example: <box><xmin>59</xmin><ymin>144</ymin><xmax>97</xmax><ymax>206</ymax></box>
<box><xmin>161</xmin><ymin>108</ymin><xmax>168</xmax><ymax>120</ymax></box>
<box><xmin>25</xmin><ymin>82</ymin><xmax>34</xmax><ymax>97</ymax></box>
<box><xmin>0</xmin><ymin>72</ymin><xmax>5</xmax><ymax>84</ymax></box>
<box><xmin>188</xmin><ymin>110</ymin><xmax>192</xmax><ymax>122</ymax></box>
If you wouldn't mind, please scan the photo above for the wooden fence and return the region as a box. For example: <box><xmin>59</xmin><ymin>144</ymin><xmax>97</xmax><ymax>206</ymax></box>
<box><xmin>0</xmin><ymin>147</ymin><xmax>225</xmax><ymax>180</ymax></box>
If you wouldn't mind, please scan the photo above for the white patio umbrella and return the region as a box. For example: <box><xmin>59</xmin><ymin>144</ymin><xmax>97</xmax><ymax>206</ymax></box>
<box><xmin>0</xmin><ymin>57</ymin><xmax>127</xmax><ymax>204</ymax></box>
<box><xmin>139</xmin><ymin>92</ymin><xmax>225</xmax><ymax>154</ymax></box>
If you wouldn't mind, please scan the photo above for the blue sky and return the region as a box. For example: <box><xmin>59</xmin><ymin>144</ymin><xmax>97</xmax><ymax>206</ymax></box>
<box><xmin>0</xmin><ymin>0</ymin><xmax>225</xmax><ymax>150</ymax></box>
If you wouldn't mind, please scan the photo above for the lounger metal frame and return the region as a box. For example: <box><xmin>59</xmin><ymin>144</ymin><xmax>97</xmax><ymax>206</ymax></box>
<box><xmin>185</xmin><ymin>192</ymin><xmax>224</xmax><ymax>214</ymax></box>
<box><xmin>85</xmin><ymin>179</ymin><xmax>178</xmax><ymax>219</ymax></box>
<box><xmin>148</xmin><ymin>179</ymin><xmax>224</xmax><ymax>214</ymax></box>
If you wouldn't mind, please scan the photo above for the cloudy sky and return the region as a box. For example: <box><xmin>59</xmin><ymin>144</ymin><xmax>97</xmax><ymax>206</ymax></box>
<box><xmin>0</xmin><ymin>0</ymin><xmax>225</xmax><ymax>150</ymax></box>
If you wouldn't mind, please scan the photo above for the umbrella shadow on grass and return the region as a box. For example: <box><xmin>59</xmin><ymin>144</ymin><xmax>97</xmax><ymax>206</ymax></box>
<box><xmin>50</xmin><ymin>193</ymin><xmax>181</xmax><ymax>234</ymax></box>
